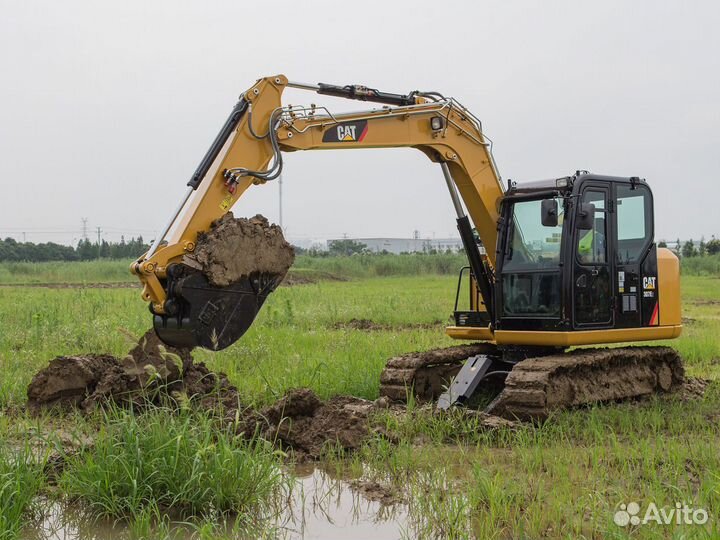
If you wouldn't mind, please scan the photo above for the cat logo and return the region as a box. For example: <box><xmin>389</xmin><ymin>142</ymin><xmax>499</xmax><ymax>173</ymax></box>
<box><xmin>322</xmin><ymin>120</ymin><xmax>368</xmax><ymax>143</ymax></box>
<box><xmin>643</xmin><ymin>276</ymin><xmax>657</xmax><ymax>290</ymax></box>
<box><xmin>337</xmin><ymin>125</ymin><xmax>357</xmax><ymax>141</ymax></box>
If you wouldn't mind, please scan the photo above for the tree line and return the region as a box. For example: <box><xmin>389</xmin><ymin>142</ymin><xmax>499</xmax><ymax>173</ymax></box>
<box><xmin>0</xmin><ymin>236</ymin><xmax>149</xmax><ymax>262</ymax></box>
<box><xmin>3</xmin><ymin>235</ymin><xmax>718</xmax><ymax>263</ymax></box>
<box><xmin>659</xmin><ymin>237</ymin><xmax>720</xmax><ymax>258</ymax></box>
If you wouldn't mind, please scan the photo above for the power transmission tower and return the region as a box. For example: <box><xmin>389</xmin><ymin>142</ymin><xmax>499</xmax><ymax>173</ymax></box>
<box><xmin>96</xmin><ymin>226</ymin><xmax>102</xmax><ymax>259</ymax></box>
<box><xmin>81</xmin><ymin>218</ymin><xmax>88</xmax><ymax>240</ymax></box>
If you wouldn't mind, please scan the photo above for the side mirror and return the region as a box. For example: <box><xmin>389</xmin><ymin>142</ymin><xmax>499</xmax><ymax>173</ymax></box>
<box><xmin>576</xmin><ymin>202</ymin><xmax>595</xmax><ymax>230</ymax></box>
<box><xmin>541</xmin><ymin>199</ymin><xmax>558</xmax><ymax>227</ymax></box>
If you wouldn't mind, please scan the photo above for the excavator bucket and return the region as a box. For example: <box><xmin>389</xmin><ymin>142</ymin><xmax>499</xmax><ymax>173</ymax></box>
<box><xmin>153</xmin><ymin>266</ymin><xmax>282</xmax><ymax>350</ymax></box>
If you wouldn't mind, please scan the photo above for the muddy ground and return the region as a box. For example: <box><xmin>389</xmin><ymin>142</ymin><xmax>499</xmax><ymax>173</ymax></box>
<box><xmin>331</xmin><ymin>318</ymin><xmax>445</xmax><ymax>331</ymax></box>
<box><xmin>26</xmin><ymin>330</ymin><xmax>517</xmax><ymax>459</ymax></box>
<box><xmin>26</xmin><ymin>330</ymin><xmax>380</xmax><ymax>458</ymax></box>
<box><xmin>25</xmin><ymin>334</ymin><xmax>710</xmax><ymax>461</ymax></box>
<box><xmin>183</xmin><ymin>212</ymin><xmax>295</xmax><ymax>287</ymax></box>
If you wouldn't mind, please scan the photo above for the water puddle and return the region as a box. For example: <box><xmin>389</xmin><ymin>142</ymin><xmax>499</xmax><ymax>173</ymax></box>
<box><xmin>21</xmin><ymin>466</ymin><xmax>409</xmax><ymax>540</ymax></box>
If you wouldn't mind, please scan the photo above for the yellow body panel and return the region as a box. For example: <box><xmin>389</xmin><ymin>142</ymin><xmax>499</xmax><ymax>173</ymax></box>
<box><xmin>446</xmin><ymin>325</ymin><xmax>682</xmax><ymax>346</ymax></box>
<box><xmin>657</xmin><ymin>247</ymin><xmax>682</xmax><ymax>326</ymax></box>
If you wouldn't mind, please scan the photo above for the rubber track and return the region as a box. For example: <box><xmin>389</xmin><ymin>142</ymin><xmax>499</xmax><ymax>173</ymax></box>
<box><xmin>490</xmin><ymin>346</ymin><xmax>684</xmax><ymax>420</ymax></box>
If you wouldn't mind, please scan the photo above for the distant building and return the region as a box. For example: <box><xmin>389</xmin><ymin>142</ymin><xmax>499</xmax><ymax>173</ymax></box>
<box><xmin>327</xmin><ymin>237</ymin><xmax>464</xmax><ymax>255</ymax></box>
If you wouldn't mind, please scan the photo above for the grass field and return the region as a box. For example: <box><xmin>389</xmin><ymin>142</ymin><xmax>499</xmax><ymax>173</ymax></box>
<box><xmin>0</xmin><ymin>258</ymin><xmax>719</xmax><ymax>538</ymax></box>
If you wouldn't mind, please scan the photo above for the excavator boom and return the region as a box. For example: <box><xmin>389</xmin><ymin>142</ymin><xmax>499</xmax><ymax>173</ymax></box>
<box><xmin>133</xmin><ymin>75</ymin><xmax>503</xmax><ymax>348</ymax></box>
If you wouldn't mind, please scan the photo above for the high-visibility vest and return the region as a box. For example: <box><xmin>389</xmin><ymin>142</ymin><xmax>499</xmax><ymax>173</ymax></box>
<box><xmin>578</xmin><ymin>229</ymin><xmax>594</xmax><ymax>255</ymax></box>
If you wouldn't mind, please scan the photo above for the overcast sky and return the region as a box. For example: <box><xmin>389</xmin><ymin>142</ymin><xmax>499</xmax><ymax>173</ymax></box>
<box><xmin>1</xmin><ymin>0</ymin><xmax>718</xmax><ymax>246</ymax></box>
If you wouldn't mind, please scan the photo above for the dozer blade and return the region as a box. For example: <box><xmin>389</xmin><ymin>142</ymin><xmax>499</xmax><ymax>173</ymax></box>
<box><xmin>380</xmin><ymin>343</ymin><xmax>500</xmax><ymax>402</ymax></box>
<box><xmin>488</xmin><ymin>346</ymin><xmax>685</xmax><ymax>420</ymax></box>
<box><xmin>153</xmin><ymin>266</ymin><xmax>282</xmax><ymax>350</ymax></box>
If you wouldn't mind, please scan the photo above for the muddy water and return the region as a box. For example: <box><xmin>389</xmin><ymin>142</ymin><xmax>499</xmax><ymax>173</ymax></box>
<box><xmin>21</xmin><ymin>467</ymin><xmax>409</xmax><ymax>540</ymax></box>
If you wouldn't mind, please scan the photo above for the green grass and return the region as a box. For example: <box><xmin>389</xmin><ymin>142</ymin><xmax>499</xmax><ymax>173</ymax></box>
<box><xmin>0</xmin><ymin>275</ymin><xmax>459</xmax><ymax>406</ymax></box>
<box><xmin>1</xmin><ymin>275</ymin><xmax>718</xmax><ymax>407</ymax></box>
<box><xmin>682</xmin><ymin>254</ymin><xmax>720</xmax><ymax>277</ymax></box>
<box><xmin>1</xmin><ymin>251</ymin><xmax>715</xmax><ymax>285</ymax></box>
<box><xmin>348</xmin><ymin>387</ymin><xmax>720</xmax><ymax>538</ymax></box>
<box><xmin>0</xmin><ymin>259</ymin><xmax>137</xmax><ymax>284</ymax></box>
<box><xmin>60</xmin><ymin>405</ymin><xmax>287</xmax><ymax>526</ymax></box>
<box><xmin>0</xmin><ymin>445</ymin><xmax>44</xmax><ymax>540</ymax></box>
<box><xmin>0</xmin><ymin>263</ymin><xmax>719</xmax><ymax>538</ymax></box>
<box><xmin>0</xmin><ymin>253</ymin><xmax>466</xmax><ymax>285</ymax></box>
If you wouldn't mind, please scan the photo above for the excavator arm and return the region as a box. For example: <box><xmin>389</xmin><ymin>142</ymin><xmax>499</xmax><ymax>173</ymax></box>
<box><xmin>132</xmin><ymin>74</ymin><xmax>504</xmax><ymax>349</ymax></box>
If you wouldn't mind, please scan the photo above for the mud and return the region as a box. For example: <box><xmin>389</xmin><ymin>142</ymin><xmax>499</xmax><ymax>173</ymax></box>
<box><xmin>676</xmin><ymin>377</ymin><xmax>711</xmax><ymax>401</ymax></box>
<box><xmin>332</xmin><ymin>318</ymin><xmax>444</xmax><ymax>332</ymax></box>
<box><xmin>27</xmin><ymin>341</ymin><xmax>383</xmax><ymax>458</ymax></box>
<box><xmin>349</xmin><ymin>478</ymin><xmax>403</xmax><ymax>505</ymax></box>
<box><xmin>27</xmin><ymin>330</ymin><xmax>239</xmax><ymax>412</ymax></box>
<box><xmin>184</xmin><ymin>212</ymin><xmax>294</xmax><ymax>287</ymax></box>
<box><xmin>255</xmin><ymin>389</ymin><xmax>376</xmax><ymax>458</ymax></box>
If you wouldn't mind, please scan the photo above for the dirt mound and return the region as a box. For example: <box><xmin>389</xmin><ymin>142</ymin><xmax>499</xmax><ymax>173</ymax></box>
<box><xmin>27</xmin><ymin>354</ymin><xmax>129</xmax><ymax>409</ymax></box>
<box><xmin>184</xmin><ymin>213</ymin><xmax>294</xmax><ymax>287</ymax></box>
<box><xmin>349</xmin><ymin>479</ymin><xmax>403</xmax><ymax>505</ymax></box>
<box><xmin>27</xmin><ymin>330</ymin><xmax>239</xmax><ymax>411</ymax></box>
<box><xmin>257</xmin><ymin>389</ymin><xmax>375</xmax><ymax>458</ymax></box>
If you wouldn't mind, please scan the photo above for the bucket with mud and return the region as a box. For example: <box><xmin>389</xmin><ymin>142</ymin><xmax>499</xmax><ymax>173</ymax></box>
<box><xmin>154</xmin><ymin>213</ymin><xmax>295</xmax><ymax>350</ymax></box>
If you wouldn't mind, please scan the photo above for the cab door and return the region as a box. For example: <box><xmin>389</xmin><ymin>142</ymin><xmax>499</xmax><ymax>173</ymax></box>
<box><xmin>572</xmin><ymin>185</ymin><xmax>614</xmax><ymax>328</ymax></box>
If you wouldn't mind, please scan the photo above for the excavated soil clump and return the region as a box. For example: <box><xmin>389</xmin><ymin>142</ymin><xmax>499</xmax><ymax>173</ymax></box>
<box><xmin>27</xmin><ymin>330</ymin><xmax>239</xmax><ymax>412</ymax></box>
<box><xmin>254</xmin><ymin>389</ymin><xmax>376</xmax><ymax>458</ymax></box>
<box><xmin>184</xmin><ymin>212</ymin><xmax>295</xmax><ymax>287</ymax></box>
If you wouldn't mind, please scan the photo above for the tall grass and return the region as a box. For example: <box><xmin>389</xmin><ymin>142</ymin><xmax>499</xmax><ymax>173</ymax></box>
<box><xmin>681</xmin><ymin>254</ymin><xmax>720</xmax><ymax>276</ymax></box>
<box><xmin>0</xmin><ymin>259</ymin><xmax>136</xmax><ymax>284</ymax></box>
<box><xmin>0</xmin><ymin>253</ymin><xmax>468</xmax><ymax>284</ymax></box>
<box><xmin>1</xmin><ymin>251</ymin><xmax>716</xmax><ymax>286</ymax></box>
<box><xmin>0</xmin><ymin>446</ymin><xmax>44</xmax><ymax>540</ymax></box>
<box><xmin>295</xmin><ymin>252</ymin><xmax>466</xmax><ymax>278</ymax></box>
<box><xmin>60</xmin><ymin>405</ymin><xmax>287</xmax><ymax>525</ymax></box>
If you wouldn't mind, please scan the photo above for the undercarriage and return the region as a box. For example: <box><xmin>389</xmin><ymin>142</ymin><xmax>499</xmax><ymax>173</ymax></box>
<box><xmin>379</xmin><ymin>344</ymin><xmax>684</xmax><ymax>419</ymax></box>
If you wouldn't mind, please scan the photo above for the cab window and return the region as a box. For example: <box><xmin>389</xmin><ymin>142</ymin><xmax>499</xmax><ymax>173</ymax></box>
<box><xmin>616</xmin><ymin>184</ymin><xmax>652</xmax><ymax>263</ymax></box>
<box><xmin>501</xmin><ymin>198</ymin><xmax>564</xmax><ymax>317</ymax></box>
<box><xmin>503</xmin><ymin>198</ymin><xmax>563</xmax><ymax>272</ymax></box>
<box><xmin>576</xmin><ymin>190</ymin><xmax>607</xmax><ymax>265</ymax></box>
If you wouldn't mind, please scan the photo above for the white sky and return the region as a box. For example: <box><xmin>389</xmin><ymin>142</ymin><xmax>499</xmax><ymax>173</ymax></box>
<box><xmin>1</xmin><ymin>0</ymin><xmax>718</xmax><ymax>246</ymax></box>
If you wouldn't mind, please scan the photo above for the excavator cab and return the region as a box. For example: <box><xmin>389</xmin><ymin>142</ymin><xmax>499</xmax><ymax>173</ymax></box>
<box><xmin>448</xmin><ymin>172</ymin><xmax>682</xmax><ymax>346</ymax></box>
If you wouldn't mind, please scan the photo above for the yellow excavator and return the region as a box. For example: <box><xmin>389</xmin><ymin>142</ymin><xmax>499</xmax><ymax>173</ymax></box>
<box><xmin>131</xmin><ymin>75</ymin><xmax>684</xmax><ymax>418</ymax></box>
